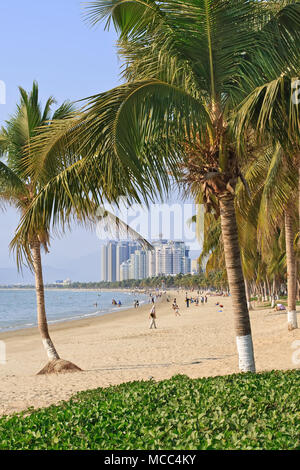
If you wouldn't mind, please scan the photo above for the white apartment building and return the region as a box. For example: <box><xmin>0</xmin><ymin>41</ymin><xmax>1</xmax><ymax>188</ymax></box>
<box><xmin>101</xmin><ymin>239</ymin><xmax>192</xmax><ymax>282</ymax></box>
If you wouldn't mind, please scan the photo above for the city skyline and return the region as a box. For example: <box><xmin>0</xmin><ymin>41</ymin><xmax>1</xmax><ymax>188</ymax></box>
<box><xmin>101</xmin><ymin>239</ymin><xmax>193</xmax><ymax>283</ymax></box>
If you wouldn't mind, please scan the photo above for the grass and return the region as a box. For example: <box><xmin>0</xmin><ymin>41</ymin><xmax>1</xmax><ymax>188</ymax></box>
<box><xmin>250</xmin><ymin>298</ymin><xmax>300</xmax><ymax>308</ymax></box>
<box><xmin>0</xmin><ymin>370</ymin><xmax>299</xmax><ymax>450</ymax></box>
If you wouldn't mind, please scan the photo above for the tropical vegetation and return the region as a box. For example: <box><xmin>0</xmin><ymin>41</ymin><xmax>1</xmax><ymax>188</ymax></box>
<box><xmin>0</xmin><ymin>371</ymin><xmax>299</xmax><ymax>450</ymax></box>
<box><xmin>1</xmin><ymin>0</ymin><xmax>299</xmax><ymax>375</ymax></box>
<box><xmin>0</xmin><ymin>83</ymin><xmax>81</xmax><ymax>371</ymax></box>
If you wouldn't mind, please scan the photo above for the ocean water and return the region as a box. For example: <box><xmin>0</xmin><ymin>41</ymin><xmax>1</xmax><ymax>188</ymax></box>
<box><xmin>0</xmin><ymin>289</ymin><xmax>147</xmax><ymax>333</ymax></box>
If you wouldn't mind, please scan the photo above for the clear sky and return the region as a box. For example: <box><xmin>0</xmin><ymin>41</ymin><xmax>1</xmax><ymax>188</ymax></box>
<box><xmin>0</xmin><ymin>1</ymin><xmax>199</xmax><ymax>282</ymax></box>
<box><xmin>0</xmin><ymin>0</ymin><xmax>121</xmax><ymax>277</ymax></box>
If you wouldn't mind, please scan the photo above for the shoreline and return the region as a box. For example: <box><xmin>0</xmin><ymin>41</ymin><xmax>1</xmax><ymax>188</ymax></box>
<box><xmin>0</xmin><ymin>291</ymin><xmax>299</xmax><ymax>417</ymax></box>
<box><xmin>0</xmin><ymin>287</ymin><xmax>151</xmax><ymax>292</ymax></box>
<box><xmin>0</xmin><ymin>289</ymin><xmax>154</xmax><ymax>338</ymax></box>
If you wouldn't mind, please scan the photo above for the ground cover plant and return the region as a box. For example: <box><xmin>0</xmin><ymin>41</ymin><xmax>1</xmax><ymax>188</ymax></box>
<box><xmin>0</xmin><ymin>371</ymin><xmax>299</xmax><ymax>450</ymax></box>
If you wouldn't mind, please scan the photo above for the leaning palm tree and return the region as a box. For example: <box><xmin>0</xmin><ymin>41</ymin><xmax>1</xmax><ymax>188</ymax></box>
<box><xmin>0</xmin><ymin>82</ymin><xmax>150</xmax><ymax>374</ymax></box>
<box><xmin>0</xmin><ymin>82</ymin><xmax>81</xmax><ymax>372</ymax></box>
<box><xmin>12</xmin><ymin>1</ymin><xmax>300</xmax><ymax>372</ymax></box>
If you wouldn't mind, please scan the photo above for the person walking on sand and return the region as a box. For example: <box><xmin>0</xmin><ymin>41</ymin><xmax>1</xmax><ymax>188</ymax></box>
<box><xmin>185</xmin><ymin>293</ymin><xmax>190</xmax><ymax>308</ymax></box>
<box><xmin>149</xmin><ymin>305</ymin><xmax>157</xmax><ymax>329</ymax></box>
<box><xmin>172</xmin><ymin>299</ymin><xmax>181</xmax><ymax>317</ymax></box>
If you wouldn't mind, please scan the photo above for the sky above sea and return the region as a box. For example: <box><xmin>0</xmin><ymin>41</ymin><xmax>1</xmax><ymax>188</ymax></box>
<box><xmin>0</xmin><ymin>1</ymin><xmax>199</xmax><ymax>283</ymax></box>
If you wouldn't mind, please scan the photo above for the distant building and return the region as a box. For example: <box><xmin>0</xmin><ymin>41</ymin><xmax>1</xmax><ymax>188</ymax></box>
<box><xmin>191</xmin><ymin>259</ymin><xmax>199</xmax><ymax>275</ymax></box>
<box><xmin>120</xmin><ymin>260</ymin><xmax>130</xmax><ymax>281</ymax></box>
<box><xmin>101</xmin><ymin>244</ymin><xmax>108</xmax><ymax>282</ymax></box>
<box><xmin>55</xmin><ymin>279</ymin><xmax>71</xmax><ymax>286</ymax></box>
<box><xmin>101</xmin><ymin>240</ymin><xmax>140</xmax><ymax>282</ymax></box>
<box><xmin>101</xmin><ymin>239</ymin><xmax>192</xmax><ymax>282</ymax></box>
<box><xmin>107</xmin><ymin>241</ymin><xmax>117</xmax><ymax>282</ymax></box>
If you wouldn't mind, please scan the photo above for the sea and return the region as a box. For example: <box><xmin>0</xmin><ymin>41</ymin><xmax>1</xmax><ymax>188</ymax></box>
<box><xmin>0</xmin><ymin>289</ymin><xmax>148</xmax><ymax>333</ymax></box>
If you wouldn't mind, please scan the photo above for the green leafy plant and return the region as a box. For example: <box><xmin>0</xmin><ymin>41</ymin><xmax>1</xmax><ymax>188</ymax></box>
<box><xmin>0</xmin><ymin>371</ymin><xmax>299</xmax><ymax>450</ymax></box>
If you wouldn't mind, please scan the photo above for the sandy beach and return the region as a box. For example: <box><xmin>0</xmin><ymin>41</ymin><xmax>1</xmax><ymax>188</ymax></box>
<box><xmin>0</xmin><ymin>291</ymin><xmax>299</xmax><ymax>417</ymax></box>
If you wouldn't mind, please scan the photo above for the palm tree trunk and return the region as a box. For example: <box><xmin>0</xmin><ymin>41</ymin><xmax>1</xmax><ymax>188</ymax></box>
<box><xmin>271</xmin><ymin>279</ymin><xmax>276</xmax><ymax>308</ymax></box>
<box><xmin>284</xmin><ymin>210</ymin><xmax>298</xmax><ymax>330</ymax></box>
<box><xmin>245</xmin><ymin>279</ymin><xmax>253</xmax><ymax>310</ymax></box>
<box><xmin>263</xmin><ymin>280</ymin><xmax>267</xmax><ymax>302</ymax></box>
<box><xmin>219</xmin><ymin>194</ymin><xmax>256</xmax><ymax>372</ymax></box>
<box><xmin>31</xmin><ymin>238</ymin><xmax>60</xmax><ymax>359</ymax></box>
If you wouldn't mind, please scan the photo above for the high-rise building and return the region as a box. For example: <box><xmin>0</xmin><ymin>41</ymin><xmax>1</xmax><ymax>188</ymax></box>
<box><xmin>101</xmin><ymin>244</ymin><xmax>108</xmax><ymax>282</ymax></box>
<box><xmin>107</xmin><ymin>241</ymin><xmax>117</xmax><ymax>282</ymax></box>
<box><xmin>172</xmin><ymin>248</ymin><xmax>183</xmax><ymax>275</ymax></box>
<box><xmin>146</xmin><ymin>250</ymin><xmax>156</xmax><ymax>278</ymax></box>
<box><xmin>191</xmin><ymin>259</ymin><xmax>199</xmax><ymax>275</ymax></box>
<box><xmin>116</xmin><ymin>242</ymin><xmax>130</xmax><ymax>281</ymax></box>
<box><xmin>120</xmin><ymin>260</ymin><xmax>130</xmax><ymax>281</ymax></box>
<box><xmin>101</xmin><ymin>240</ymin><xmax>140</xmax><ymax>282</ymax></box>
<box><xmin>101</xmin><ymin>239</ymin><xmax>192</xmax><ymax>282</ymax></box>
<box><xmin>161</xmin><ymin>245</ymin><xmax>173</xmax><ymax>275</ymax></box>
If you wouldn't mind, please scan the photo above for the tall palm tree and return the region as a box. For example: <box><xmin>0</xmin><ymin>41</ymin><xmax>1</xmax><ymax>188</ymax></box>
<box><xmin>11</xmin><ymin>1</ymin><xmax>300</xmax><ymax>372</ymax></box>
<box><xmin>0</xmin><ymin>82</ymin><xmax>80</xmax><ymax>371</ymax></box>
<box><xmin>0</xmin><ymin>82</ymin><xmax>150</xmax><ymax>373</ymax></box>
<box><xmin>237</xmin><ymin>144</ymin><xmax>299</xmax><ymax>329</ymax></box>
<box><xmin>235</xmin><ymin>52</ymin><xmax>300</xmax><ymax>325</ymax></box>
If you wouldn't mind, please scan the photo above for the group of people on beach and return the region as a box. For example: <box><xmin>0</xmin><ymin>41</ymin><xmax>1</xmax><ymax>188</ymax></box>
<box><xmin>112</xmin><ymin>299</ymin><xmax>122</xmax><ymax>307</ymax></box>
<box><xmin>149</xmin><ymin>296</ymin><xmax>180</xmax><ymax>329</ymax></box>
<box><xmin>149</xmin><ymin>291</ymin><xmax>212</xmax><ymax>329</ymax></box>
<box><xmin>185</xmin><ymin>293</ymin><xmax>208</xmax><ymax>308</ymax></box>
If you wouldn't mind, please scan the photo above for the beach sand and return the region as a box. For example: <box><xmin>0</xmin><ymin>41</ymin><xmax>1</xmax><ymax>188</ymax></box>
<box><xmin>0</xmin><ymin>291</ymin><xmax>299</xmax><ymax>416</ymax></box>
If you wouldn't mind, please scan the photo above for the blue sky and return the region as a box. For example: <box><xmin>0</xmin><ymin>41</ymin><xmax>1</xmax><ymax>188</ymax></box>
<box><xmin>0</xmin><ymin>1</ymin><xmax>198</xmax><ymax>282</ymax></box>
<box><xmin>0</xmin><ymin>1</ymin><xmax>120</xmax><ymax>278</ymax></box>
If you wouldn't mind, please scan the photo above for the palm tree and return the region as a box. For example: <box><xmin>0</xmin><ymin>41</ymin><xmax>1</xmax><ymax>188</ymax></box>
<box><xmin>235</xmin><ymin>58</ymin><xmax>300</xmax><ymax>327</ymax></box>
<box><xmin>237</xmin><ymin>144</ymin><xmax>299</xmax><ymax>329</ymax></box>
<box><xmin>11</xmin><ymin>1</ymin><xmax>300</xmax><ymax>372</ymax></box>
<box><xmin>0</xmin><ymin>82</ymin><xmax>81</xmax><ymax>371</ymax></box>
<box><xmin>0</xmin><ymin>82</ymin><xmax>150</xmax><ymax>374</ymax></box>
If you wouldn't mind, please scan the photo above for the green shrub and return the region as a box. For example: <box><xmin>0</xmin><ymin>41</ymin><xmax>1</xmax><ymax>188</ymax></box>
<box><xmin>0</xmin><ymin>370</ymin><xmax>299</xmax><ymax>450</ymax></box>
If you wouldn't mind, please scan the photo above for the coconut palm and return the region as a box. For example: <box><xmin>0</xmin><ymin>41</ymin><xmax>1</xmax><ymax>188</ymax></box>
<box><xmin>235</xmin><ymin>54</ymin><xmax>300</xmax><ymax>324</ymax></box>
<box><xmin>237</xmin><ymin>143</ymin><xmax>299</xmax><ymax>328</ymax></box>
<box><xmin>0</xmin><ymin>82</ymin><xmax>81</xmax><ymax>371</ymax></box>
<box><xmin>11</xmin><ymin>1</ymin><xmax>300</xmax><ymax>372</ymax></box>
<box><xmin>0</xmin><ymin>82</ymin><xmax>150</xmax><ymax>373</ymax></box>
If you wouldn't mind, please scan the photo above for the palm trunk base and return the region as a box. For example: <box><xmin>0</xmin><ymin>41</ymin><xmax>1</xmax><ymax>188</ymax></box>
<box><xmin>287</xmin><ymin>311</ymin><xmax>298</xmax><ymax>331</ymax></box>
<box><xmin>37</xmin><ymin>359</ymin><xmax>82</xmax><ymax>375</ymax></box>
<box><xmin>236</xmin><ymin>334</ymin><xmax>256</xmax><ymax>372</ymax></box>
<box><xmin>42</xmin><ymin>338</ymin><xmax>60</xmax><ymax>361</ymax></box>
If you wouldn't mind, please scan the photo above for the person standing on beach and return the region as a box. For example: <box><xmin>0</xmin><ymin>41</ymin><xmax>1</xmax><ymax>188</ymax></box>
<box><xmin>149</xmin><ymin>305</ymin><xmax>157</xmax><ymax>329</ymax></box>
<box><xmin>172</xmin><ymin>299</ymin><xmax>181</xmax><ymax>317</ymax></box>
<box><xmin>185</xmin><ymin>293</ymin><xmax>190</xmax><ymax>308</ymax></box>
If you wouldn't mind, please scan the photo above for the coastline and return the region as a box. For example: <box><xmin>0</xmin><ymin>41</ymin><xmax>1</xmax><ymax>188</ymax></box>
<box><xmin>0</xmin><ymin>288</ymin><xmax>150</xmax><ymax>335</ymax></box>
<box><xmin>0</xmin><ymin>292</ymin><xmax>158</xmax><ymax>341</ymax></box>
<box><xmin>0</xmin><ymin>287</ymin><xmax>150</xmax><ymax>292</ymax></box>
<box><xmin>0</xmin><ymin>290</ymin><xmax>299</xmax><ymax>417</ymax></box>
